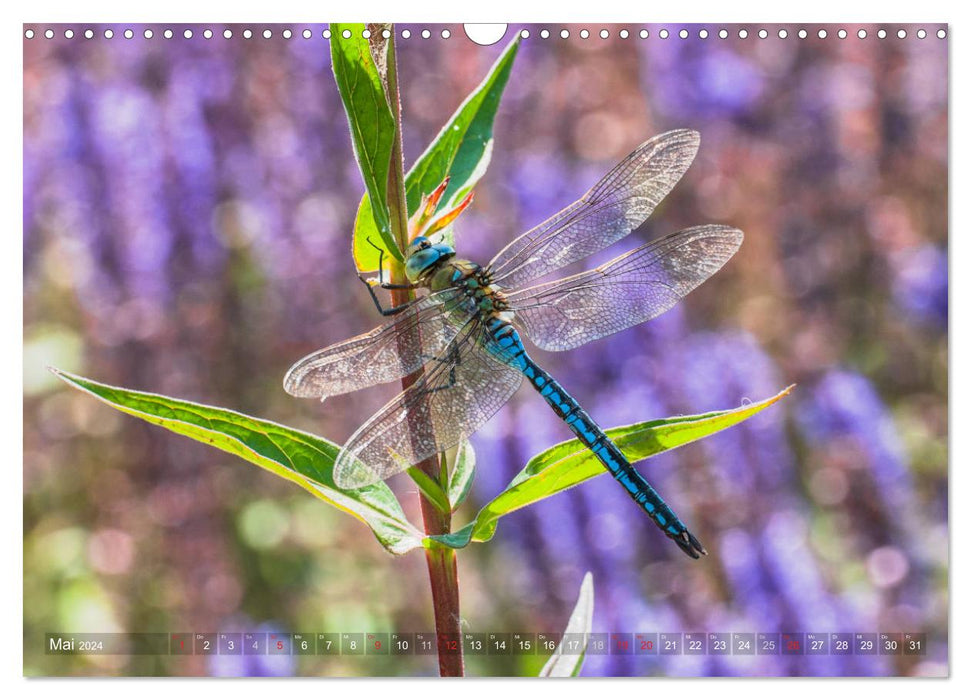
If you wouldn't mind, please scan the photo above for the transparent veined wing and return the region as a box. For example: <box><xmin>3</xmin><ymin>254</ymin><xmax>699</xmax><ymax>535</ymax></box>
<box><xmin>333</xmin><ymin>320</ymin><xmax>524</xmax><ymax>489</ymax></box>
<box><xmin>487</xmin><ymin>129</ymin><xmax>700</xmax><ymax>289</ymax></box>
<box><xmin>283</xmin><ymin>289</ymin><xmax>469</xmax><ymax>400</ymax></box>
<box><xmin>506</xmin><ymin>225</ymin><xmax>744</xmax><ymax>351</ymax></box>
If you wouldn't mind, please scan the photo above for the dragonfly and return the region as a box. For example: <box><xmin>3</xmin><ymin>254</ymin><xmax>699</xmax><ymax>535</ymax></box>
<box><xmin>284</xmin><ymin>129</ymin><xmax>743</xmax><ymax>558</ymax></box>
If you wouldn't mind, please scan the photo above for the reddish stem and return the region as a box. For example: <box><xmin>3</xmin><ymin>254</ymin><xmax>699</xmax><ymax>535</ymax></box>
<box><xmin>380</xmin><ymin>25</ymin><xmax>464</xmax><ymax>677</ymax></box>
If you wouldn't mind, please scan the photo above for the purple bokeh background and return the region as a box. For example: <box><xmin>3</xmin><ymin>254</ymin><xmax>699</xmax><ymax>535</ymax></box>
<box><xmin>23</xmin><ymin>23</ymin><xmax>947</xmax><ymax>677</ymax></box>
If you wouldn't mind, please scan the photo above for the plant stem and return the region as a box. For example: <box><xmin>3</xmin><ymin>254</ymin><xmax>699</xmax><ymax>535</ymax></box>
<box><xmin>376</xmin><ymin>24</ymin><xmax>464</xmax><ymax>678</ymax></box>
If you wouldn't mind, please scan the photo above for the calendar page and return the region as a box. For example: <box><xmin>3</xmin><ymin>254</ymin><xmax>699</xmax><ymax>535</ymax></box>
<box><xmin>22</xmin><ymin>21</ymin><xmax>948</xmax><ymax>678</ymax></box>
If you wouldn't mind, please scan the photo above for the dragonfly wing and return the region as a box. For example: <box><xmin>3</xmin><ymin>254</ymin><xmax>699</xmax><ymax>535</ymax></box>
<box><xmin>487</xmin><ymin>129</ymin><xmax>700</xmax><ymax>288</ymax></box>
<box><xmin>333</xmin><ymin>320</ymin><xmax>524</xmax><ymax>489</ymax></box>
<box><xmin>507</xmin><ymin>225</ymin><xmax>743</xmax><ymax>351</ymax></box>
<box><xmin>283</xmin><ymin>289</ymin><xmax>467</xmax><ymax>399</ymax></box>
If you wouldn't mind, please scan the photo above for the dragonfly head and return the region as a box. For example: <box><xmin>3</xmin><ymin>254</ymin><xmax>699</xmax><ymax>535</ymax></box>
<box><xmin>404</xmin><ymin>236</ymin><xmax>455</xmax><ymax>282</ymax></box>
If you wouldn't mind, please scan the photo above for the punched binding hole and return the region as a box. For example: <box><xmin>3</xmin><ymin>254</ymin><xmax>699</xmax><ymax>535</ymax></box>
<box><xmin>463</xmin><ymin>23</ymin><xmax>507</xmax><ymax>45</ymax></box>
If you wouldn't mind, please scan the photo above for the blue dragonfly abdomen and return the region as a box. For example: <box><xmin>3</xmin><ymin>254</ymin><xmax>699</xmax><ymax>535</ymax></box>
<box><xmin>483</xmin><ymin>316</ymin><xmax>707</xmax><ymax>559</ymax></box>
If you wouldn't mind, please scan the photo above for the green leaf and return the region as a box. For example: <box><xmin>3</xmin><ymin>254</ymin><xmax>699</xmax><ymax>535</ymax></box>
<box><xmin>406</xmin><ymin>464</ymin><xmax>451</xmax><ymax>515</ymax></box>
<box><xmin>429</xmin><ymin>386</ymin><xmax>794</xmax><ymax>549</ymax></box>
<box><xmin>353</xmin><ymin>34</ymin><xmax>521</xmax><ymax>272</ymax></box>
<box><xmin>447</xmin><ymin>441</ymin><xmax>476</xmax><ymax>511</ymax></box>
<box><xmin>539</xmin><ymin>572</ymin><xmax>594</xmax><ymax>677</ymax></box>
<box><xmin>50</xmin><ymin>369</ymin><xmax>423</xmax><ymax>555</ymax></box>
<box><xmin>331</xmin><ymin>22</ymin><xmax>401</xmax><ymax>262</ymax></box>
<box><xmin>425</xmin><ymin>522</ymin><xmax>474</xmax><ymax>550</ymax></box>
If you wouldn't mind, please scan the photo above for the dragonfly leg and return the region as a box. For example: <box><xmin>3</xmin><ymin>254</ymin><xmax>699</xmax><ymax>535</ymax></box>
<box><xmin>418</xmin><ymin>344</ymin><xmax>461</xmax><ymax>395</ymax></box>
<box><xmin>365</xmin><ymin>238</ymin><xmax>420</xmax><ymax>290</ymax></box>
<box><xmin>357</xmin><ymin>240</ymin><xmax>421</xmax><ymax>316</ymax></box>
<box><xmin>418</xmin><ymin>342</ymin><xmax>461</xmax><ymax>368</ymax></box>
<box><xmin>357</xmin><ymin>275</ymin><xmax>416</xmax><ymax>316</ymax></box>
<box><xmin>420</xmin><ymin>370</ymin><xmax>457</xmax><ymax>395</ymax></box>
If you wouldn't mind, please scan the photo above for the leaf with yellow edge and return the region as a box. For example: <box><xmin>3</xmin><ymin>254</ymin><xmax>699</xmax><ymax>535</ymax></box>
<box><xmin>51</xmin><ymin>368</ymin><xmax>423</xmax><ymax>555</ymax></box>
<box><xmin>353</xmin><ymin>35</ymin><xmax>520</xmax><ymax>271</ymax></box>
<box><xmin>428</xmin><ymin>386</ymin><xmax>794</xmax><ymax>549</ymax></box>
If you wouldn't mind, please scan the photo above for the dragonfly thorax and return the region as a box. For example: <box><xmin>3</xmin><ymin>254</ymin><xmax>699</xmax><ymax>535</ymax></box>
<box><xmin>427</xmin><ymin>258</ymin><xmax>512</xmax><ymax>319</ymax></box>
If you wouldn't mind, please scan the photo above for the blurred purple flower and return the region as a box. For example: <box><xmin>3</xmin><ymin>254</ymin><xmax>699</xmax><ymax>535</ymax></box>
<box><xmin>797</xmin><ymin>369</ymin><xmax>915</xmax><ymax>533</ymax></box>
<box><xmin>207</xmin><ymin>622</ymin><xmax>296</xmax><ymax>677</ymax></box>
<box><xmin>643</xmin><ymin>42</ymin><xmax>765</xmax><ymax>121</ymax></box>
<box><xmin>891</xmin><ymin>244</ymin><xmax>947</xmax><ymax>327</ymax></box>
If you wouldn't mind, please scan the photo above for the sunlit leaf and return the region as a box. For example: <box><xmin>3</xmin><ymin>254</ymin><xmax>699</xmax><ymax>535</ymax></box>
<box><xmin>51</xmin><ymin>369</ymin><xmax>423</xmax><ymax>555</ymax></box>
<box><xmin>406</xmin><ymin>463</ymin><xmax>451</xmax><ymax>515</ymax></box>
<box><xmin>331</xmin><ymin>22</ymin><xmax>400</xmax><ymax>262</ymax></box>
<box><xmin>447</xmin><ymin>441</ymin><xmax>476</xmax><ymax>511</ymax></box>
<box><xmin>353</xmin><ymin>35</ymin><xmax>520</xmax><ymax>271</ymax></box>
<box><xmin>539</xmin><ymin>572</ymin><xmax>594</xmax><ymax>677</ymax></box>
<box><xmin>429</xmin><ymin>387</ymin><xmax>794</xmax><ymax>548</ymax></box>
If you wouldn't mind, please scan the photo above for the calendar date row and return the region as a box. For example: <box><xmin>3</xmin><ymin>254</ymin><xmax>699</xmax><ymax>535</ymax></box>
<box><xmin>46</xmin><ymin>632</ymin><xmax>927</xmax><ymax>656</ymax></box>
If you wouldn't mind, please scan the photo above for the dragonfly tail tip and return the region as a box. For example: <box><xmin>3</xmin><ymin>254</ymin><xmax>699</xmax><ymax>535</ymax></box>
<box><xmin>675</xmin><ymin>530</ymin><xmax>708</xmax><ymax>559</ymax></box>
